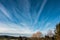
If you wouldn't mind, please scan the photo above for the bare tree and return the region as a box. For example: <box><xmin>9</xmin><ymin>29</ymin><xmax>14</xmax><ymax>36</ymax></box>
<box><xmin>32</xmin><ymin>31</ymin><xmax>42</xmax><ymax>38</ymax></box>
<box><xmin>47</xmin><ymin>30</ymin><xmax>54</xmax><ymax>37</ymax></box>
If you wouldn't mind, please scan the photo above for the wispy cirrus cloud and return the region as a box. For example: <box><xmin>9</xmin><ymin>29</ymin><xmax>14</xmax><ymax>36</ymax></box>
<box><xmin>0</xmin><ymin>3</ymin><xmax>12</xmax><ymax>20</ymax></box>
<box><xmin>0</xmin><ymin>0</ymin><xmax>60</xmax><ymax>37</ymax></box>
<box><xmin>33</xmin><ymin>0</ymin><xmax>47</xmax><ymax>26</ymax></box>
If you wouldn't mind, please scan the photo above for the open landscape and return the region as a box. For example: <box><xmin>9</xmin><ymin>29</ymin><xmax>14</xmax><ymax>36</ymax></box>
<box><xmin>0</xmin><ymin>0</ymin><xmax>60</xmax><ymax>40</ymax></box>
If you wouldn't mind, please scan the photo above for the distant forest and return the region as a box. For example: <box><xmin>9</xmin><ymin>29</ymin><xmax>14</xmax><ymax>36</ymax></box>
<box><xmin>0</xmin><ymin>23</ymin><xmax>60</xmax><ymax>40</ymax></box>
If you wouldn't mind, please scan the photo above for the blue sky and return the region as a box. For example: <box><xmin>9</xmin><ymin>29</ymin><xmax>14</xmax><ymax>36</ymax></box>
<box><xmin>0</xmin><ymin>0</ymin><xmax>60</xmax><ymax>36</ymax></box>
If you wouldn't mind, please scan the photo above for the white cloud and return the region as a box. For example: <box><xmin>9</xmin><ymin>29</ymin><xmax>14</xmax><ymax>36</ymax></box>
<box><xmin>0</xmin><ymin>22</ymin><xmax>34</xmax><ymax>35</ymax></box>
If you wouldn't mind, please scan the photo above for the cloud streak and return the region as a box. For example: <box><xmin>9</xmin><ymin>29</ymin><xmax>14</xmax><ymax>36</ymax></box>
<box><xmin>33</xmin><ymin>0</ymin><xmax>47</xmax><ymax>26</ymax></box>
<box><xmin>0</xmin><ymin>3</ymin><xmax>12</xmax><ymax>20</ymax></box>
